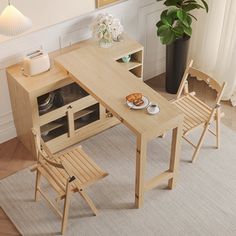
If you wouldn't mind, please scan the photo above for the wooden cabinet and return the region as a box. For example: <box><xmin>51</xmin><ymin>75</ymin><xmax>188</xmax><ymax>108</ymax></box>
<box><xmin>6</xmin><ymin>35</ymin><xmax>144</xmax><ymax>158</ymax></box>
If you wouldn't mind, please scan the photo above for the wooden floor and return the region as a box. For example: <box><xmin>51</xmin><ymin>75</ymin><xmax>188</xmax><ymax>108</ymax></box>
<box><xmin>0</xmin><ymin>138</ymin><xmax>34</xmax><ymax>236</ymax></box>
<box><xmin>0</xmin><ymin>75</ymin><xmax>235</xmax><ymax>235</ymax></box>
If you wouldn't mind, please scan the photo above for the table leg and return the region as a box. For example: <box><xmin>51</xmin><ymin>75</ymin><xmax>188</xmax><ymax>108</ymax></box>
<box><xmin>135</xmin><ymin>134</ymin><xmax>147</xmax><ymax>208</ymax></box>
<box><xmin>168</xmin><ymin>122</ymin><xmax>183</xmax><ymax>189</ymax></box>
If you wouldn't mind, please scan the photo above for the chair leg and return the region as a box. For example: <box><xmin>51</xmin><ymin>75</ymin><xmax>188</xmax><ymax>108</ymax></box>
<box><xmin>192</xmin><ymin>124</ymin><xmax>210</xmax><ymax>163</ymax></box>
<box><xmin>216</xmin><ymin>109</ymin><xmax>221</xmax><ymax>149</ymax></box>
<box><xmin>35</xmin><ymin>170</ymin><xmax>41</xmax><ymax>202</ymax></box>
<box><xmin>79</xmin><ymin>190</ymin><xmax>98</xmax><ymax>216</ymax></box>
<box><xmin>61</xmin><ymin>184</ymin><xmax>71</xmax><ymax>235</ymax></box>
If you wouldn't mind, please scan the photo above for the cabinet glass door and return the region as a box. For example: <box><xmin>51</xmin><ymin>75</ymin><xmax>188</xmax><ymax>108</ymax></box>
<box><xmin>40</xmin><ymin>115</ymin><xmax>68</xmax><ymax>142</ymax></box>
<box><xmin>37</xmin><ymin>83</ymin><xmax>89</xmax><ymax>116</ymax></box>
<box><xmin>74</xmin><ymin>103</ymin><xmax>100</xmax><ymax>131</ymax></box>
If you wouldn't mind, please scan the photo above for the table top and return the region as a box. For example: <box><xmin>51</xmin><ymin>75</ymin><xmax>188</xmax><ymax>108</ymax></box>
<box><xmin>55</xmin><ymin>41</ymin><xmax>183</xmax><ymax>139</ymax></box>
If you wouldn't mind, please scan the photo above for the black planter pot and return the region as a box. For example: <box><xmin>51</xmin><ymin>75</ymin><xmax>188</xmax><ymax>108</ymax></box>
<box><xmin>166</xmin><ymin>36</ymin><xmax>190</xmax><ymax>94</ymax></box>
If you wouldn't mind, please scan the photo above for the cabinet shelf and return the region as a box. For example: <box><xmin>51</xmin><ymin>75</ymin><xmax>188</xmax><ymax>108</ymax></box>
<box><xmin>41</xmin><ymin>121</ymin><xmax>64</xmax><ymax>134</ymax></box>
<box><xmin>40</xmin><ymin>116</ymin><xmax>67</xmax><ymax>138</ymax></box>
<box><xmin>74</xmin><ymin>108</ymin><xmax>95</xmax><ymax>120</ymax></box>
<box><xmin>75</xmin><ymin>115</ymin><xmax>99</xmax><ymax>130</ymax></box>
<box><xmin>42</xmin><ymin>125</ymin><xmax>68</xmax><ymax>142</ymax></box>
<box><xmin>74</xmin><ymin>104</ymin><xmax>100</xmax><ymax>130</ymax></box>
<box><xmin>117</xmin><ymin>60</ymin><xmax>142</xmax><ymax>71</ymax></box>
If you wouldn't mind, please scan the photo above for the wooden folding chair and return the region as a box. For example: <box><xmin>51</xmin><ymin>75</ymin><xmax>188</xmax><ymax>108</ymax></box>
<box><xmin>31</xmin><ymin>129</ymin><xmax>108</xmax><ymax>234</ymax></box>
<box><xmin>172</xmin><ymin>60</ymin><xmax>226</xmax><ymax>163</ymax></box>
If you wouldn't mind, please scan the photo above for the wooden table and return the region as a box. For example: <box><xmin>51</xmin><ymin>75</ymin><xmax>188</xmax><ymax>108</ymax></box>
<box><xmin>55</xmin><ymin>41</ymin><xmax>184</xmax><ymax>208</ymax></box>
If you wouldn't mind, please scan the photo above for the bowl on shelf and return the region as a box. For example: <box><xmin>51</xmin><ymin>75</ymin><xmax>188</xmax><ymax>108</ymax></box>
<box><xmin>38</xmin><ymin>92</ymin><xmax>54</xmax><ymax>114</ymax></box>
<box><xmin>122</xmin><ymin>55</ymin><xmax>131</xmax><ymax>63</ymax></box>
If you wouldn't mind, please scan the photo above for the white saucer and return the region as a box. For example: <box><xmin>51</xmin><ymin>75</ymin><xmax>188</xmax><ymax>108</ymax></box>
<box><xmin>147</xmin><ymin>105</ymin><xmax>160</xmax><ymax>115</ymax></box>
<box><xmin>126</xmin><ymin>96</ymin><xmax>149</xmax><ymax>110</ymax></box>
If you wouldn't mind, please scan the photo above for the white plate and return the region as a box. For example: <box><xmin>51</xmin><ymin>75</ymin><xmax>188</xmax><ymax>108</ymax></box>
<box><xmin>126</xmin><ymin>96</ymin><xmax>149</xmax><ymax>110</ymax></box>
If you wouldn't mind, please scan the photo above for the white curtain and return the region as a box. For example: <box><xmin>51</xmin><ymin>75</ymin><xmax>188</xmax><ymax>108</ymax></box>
<box><xmin>189</xmin><ymin>0</ymin><xmax>236</xmax><ymax>101</ymax></box>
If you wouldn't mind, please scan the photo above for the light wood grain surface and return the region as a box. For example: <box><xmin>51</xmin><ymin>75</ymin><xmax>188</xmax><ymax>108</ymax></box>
<box><xmin>56</xmin><ymin>46</ymin><xmax>183</xmax><ymax>139</ymax></box>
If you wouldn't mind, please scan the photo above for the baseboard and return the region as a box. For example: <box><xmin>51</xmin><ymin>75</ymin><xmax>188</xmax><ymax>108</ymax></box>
<box><xmin>0</xmin><ymin>112</ymin><xmax>16</xmax><ymax>144</ymax></box>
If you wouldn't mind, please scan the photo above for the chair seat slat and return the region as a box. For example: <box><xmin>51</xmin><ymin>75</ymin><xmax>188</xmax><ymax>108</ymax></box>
<box><xmin>188</xmin><ymin>94</ymin><xmax>212</xmax><ymax>112</ymax></box>
<box><xmin>183</xmin><ymin>99</ymin><xmax>210</xmax><ymax>121</ymax></box>
<box><xmin>183</xmin><ymin>96</ymin><xmax>211</xmax><ymax>118</ymax></box>
<box><xmin>71</xmin><ymin>149</ymin><xmax>101</xmax><ymax>177</ymax></box>
<box><xmin>74</xmin><ymin>147</ymin><xmax>105</xmax><ymax>175</ymax></box>
<box><xmin>68</xmin><ymin>152</ymin><xmax>96</xmax><ymax>181</ymax></box>
<box><xmin>177</xmin><ymin>98</ymin><xmax>209</xmax><ymax>122</ymax></box>
<box><xmin>66</xmin><ymin>151</ymin><xmax>97</xmax><ymax>180</ymax></box>
<box><xmin>62</xmin><ymin>153</ymin><xmax>89</xmax><ymax>184</ymax></box>
<box><xmin>175</xmin><ymin>102</ymin><xmax>202</xmax><ymax>126</ymax></box>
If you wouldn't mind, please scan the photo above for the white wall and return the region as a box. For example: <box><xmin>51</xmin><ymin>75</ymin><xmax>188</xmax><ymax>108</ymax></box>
<box><xmin>0</xmin><ymin>0</ymin><xmax>165</xmax><ymax>143</ymax></box>
<box><xmin>0</xmin><ymin>0</ymin><xmax>95</xmax><ymax>43</ymax></box>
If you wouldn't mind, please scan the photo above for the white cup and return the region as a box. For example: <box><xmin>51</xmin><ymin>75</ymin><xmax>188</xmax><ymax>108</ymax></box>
<box><xmin>150</xmin><ymin>104</ymin><xmax>157</xmax><ymax>112</ymax></box>
<box><xmin>147</xmin><ymin>104</ymin><xmax>160</xmax><ymax>115</ymax></box>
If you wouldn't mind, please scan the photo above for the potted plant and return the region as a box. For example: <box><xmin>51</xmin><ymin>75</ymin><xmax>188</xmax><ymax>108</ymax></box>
<box><xmin>156</xmin><ymin>0</ymin><xmax>208</xmax><ymax>94</ymax></box>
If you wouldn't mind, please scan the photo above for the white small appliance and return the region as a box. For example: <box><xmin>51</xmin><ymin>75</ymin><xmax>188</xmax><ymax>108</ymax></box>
<box><xmin>22</xmin><ymin>50</ymin><xmax>50</xmax><ymax>76</ymax></box>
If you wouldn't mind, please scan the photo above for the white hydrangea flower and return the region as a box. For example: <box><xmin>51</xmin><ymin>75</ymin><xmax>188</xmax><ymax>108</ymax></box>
<box><xmin>99</xmin><ymin>23</ymin><xmax>107</xmax><ymax>32</ymax></box>
<box><xmin>98</xmin><ymin>32</ymin><xmax>104</xmax><ymax>40</ymax></box>
<box><xmin>91</xmin><ymin>13</ymin><xmax>124</xmax><ymax>43</ymax></box>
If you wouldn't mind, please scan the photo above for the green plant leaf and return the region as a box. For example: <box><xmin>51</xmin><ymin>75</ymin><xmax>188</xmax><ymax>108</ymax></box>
<box><xmin>177</xmin><ymin>10</ymin><xmax>189</xmax><ymax>27</ymax></box>
<box><xmin>161</xmin><ymin>10</ymin><xmax>174</xmax><ymax>26</ymax></box>
<box><xmin>167</xmin><ymin>6</ymin><xmax>178</xmax><ymax>14</ymax></box>
<box><xmin>183</xmin><ymin>3</ymin><xmax>203</xmax><ymax>12</ymax></box>
<box><xmin>173</xmin><ymin>25</ymin><xmax>184</xmax><ymax>37</ymax></box>
<box><xmin>183</xmin><ymin>0</ymin><xmax>198</xmax><ymax>4</ymax></box>
<box><xmin>187</xmin><ymin>13</ymin><xmax>197</xmax><ymax>21</ymax></box>
<box><xmin>177</xmin><ymin>10</ymin><xmax>186</xmax><ymax>21</ymax></box>
<box><xmin>156</xmin><ymin>20</ymin><xmax>163</xmax><ymax>28</ymax></box>
<box><xmin>186</xmin><ymin>15</ymin><xmax>192</xmax><ymax>25</ymax></box>
<box><xmin>157</xmin><ymin>25</ymin><xmax>171</xmax><ymax>37</ymax></box>
<box><xmin>167</xmin><ymin>7</ymin><xmax>179</xmax><ymax>19</ymax></box>
<box><xmin>200</xmin><ymin>0</ymin><xmax>209</xmax><ymax>12</ymax></box>
<box><xmin>163</xmin><ymin>0</ymin><xmax>180</xmax><ymax>6</ymax></box>
<box><xmin>183</xmin><ymin>26</ymin><xmax>192</xmax><ymax>36</ymax></box>
<box><xmin>160</xmin><ymin>30</ymin><xmax>176</xmax><ymax>44</ymax></box>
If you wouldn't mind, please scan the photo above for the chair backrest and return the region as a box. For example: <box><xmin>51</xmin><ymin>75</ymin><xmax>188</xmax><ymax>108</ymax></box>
<box><xmin>32</xmin><ymin>128</ymin><xmax>77</xmax><ymax>189</ymax></box>
<box><xmin>177</xmin><ymin>60</ymin><xmax>226</xmax><ymax>106</ymax></box>
<box><xmin>32</xmin><ymin>128</ymin><xmax>63</xmax><ymax>169</ymax></box>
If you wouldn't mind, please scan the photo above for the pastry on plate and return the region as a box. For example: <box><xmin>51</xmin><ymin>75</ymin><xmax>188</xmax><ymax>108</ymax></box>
<box><xmin>133</xmin><ymin>99</ymin><xmax>144</xmax><ymax>106</ymax></box>
<box><xmin>126</xmin><ymin>93</ymin><xmax>142</xmax><ymax>102</ymax></box>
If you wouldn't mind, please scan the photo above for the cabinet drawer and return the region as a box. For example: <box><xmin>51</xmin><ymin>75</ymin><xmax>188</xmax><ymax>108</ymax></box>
<box><xmin>39</xmin><ymin>95</ymin><xmax>97</xmax><ymax>126</ymax></box>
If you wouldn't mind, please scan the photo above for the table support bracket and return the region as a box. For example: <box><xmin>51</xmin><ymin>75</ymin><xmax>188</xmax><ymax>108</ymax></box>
<box><xmin>144</xmin><ymin>170</ymin><xmax>173</xmax><ymax>192</ymax></box>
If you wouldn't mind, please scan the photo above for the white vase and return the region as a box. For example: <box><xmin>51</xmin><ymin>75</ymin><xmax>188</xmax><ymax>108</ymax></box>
<box><xmin>99</xmin><ymin>38</ymin><xmax>112</xmax><ymax>48</ymax></box>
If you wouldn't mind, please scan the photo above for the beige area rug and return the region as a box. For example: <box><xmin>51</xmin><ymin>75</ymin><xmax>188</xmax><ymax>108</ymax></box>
<box><xmin>1</xmin><ymin>124</ymin><xmax>236</xmax><ymax>236</ymax></box>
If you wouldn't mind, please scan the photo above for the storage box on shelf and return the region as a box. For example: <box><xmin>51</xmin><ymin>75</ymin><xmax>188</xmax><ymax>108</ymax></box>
<box><xmin>6</xmin><ymin>34</ymin><xmax>144</xmax><ymax>158</ymax></box>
